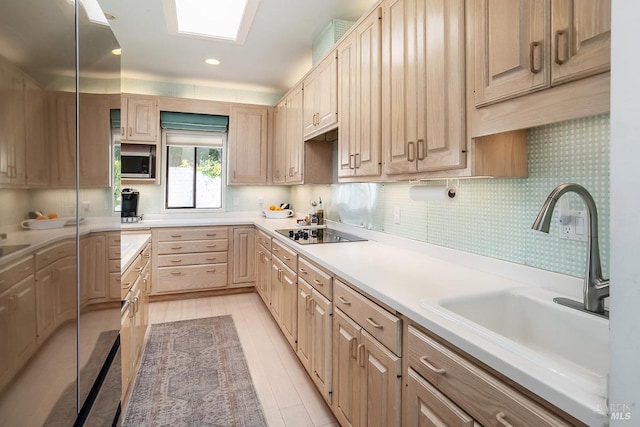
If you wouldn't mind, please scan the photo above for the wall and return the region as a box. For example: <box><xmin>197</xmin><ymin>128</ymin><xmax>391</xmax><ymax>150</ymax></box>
<box><xmin>292</xmin><ymin>114</ymin><xmax>610</xmax><ymax>280</ymax></box>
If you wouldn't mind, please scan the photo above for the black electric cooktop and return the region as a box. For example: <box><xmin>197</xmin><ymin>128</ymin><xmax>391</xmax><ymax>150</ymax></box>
<box><xmin>275</xmin><ymin>228</ymin><xmax>367</xmax><ymax>245</ymax></box>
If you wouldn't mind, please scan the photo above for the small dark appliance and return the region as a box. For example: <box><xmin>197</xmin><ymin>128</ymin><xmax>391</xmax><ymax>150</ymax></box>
<box><xmin>121</xmin><ymin>188</ymin><xmax>140</xmax><ymax>221</ymax></box>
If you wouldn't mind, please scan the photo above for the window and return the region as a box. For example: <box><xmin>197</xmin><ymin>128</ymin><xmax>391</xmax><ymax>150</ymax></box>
<box><xmin>163</xmin><ymin>130</ymin><xmax>225</xmax><ymax>210</ymax></box>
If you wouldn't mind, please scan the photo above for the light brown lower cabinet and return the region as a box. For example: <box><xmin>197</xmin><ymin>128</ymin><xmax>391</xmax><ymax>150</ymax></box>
<box><xmin>255</xmin><ymin>239</ymin><xmax>271</xmax><ymax>306</ymax></box>
<box><xmin>271</xmin><ymin>256</ymin><xmax>297</xmax><ymax>349</ymax></box>
<box><xmin>332</xmin><ymin>308</ymin><xmax>402</xmax><ymax>427</ymax></box>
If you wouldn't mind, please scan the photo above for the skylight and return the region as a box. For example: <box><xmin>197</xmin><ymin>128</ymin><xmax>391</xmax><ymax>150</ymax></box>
<box><xmin>165</xmin><ymin>0</ymin><xmax>260</xmax><ymax>44</ymax></box>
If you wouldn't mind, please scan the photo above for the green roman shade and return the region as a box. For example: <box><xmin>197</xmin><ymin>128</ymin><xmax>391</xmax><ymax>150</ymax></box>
<box><xmin>110</xmin><ymin>109</ymin><xmax>121</xmax><ymax>128</ymax></box>
<box><xmin>160</xmin><ymin>112</ymin><xmax>229</xmax><ymax>132</ymax></box>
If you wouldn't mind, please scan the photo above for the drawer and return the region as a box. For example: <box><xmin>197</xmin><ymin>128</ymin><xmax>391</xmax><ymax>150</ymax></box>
<box><xmin>35</xmin><ymin>240</ymin><xmax>75</xmax><ymax>270</ymax></box>
<box><xmin>156</xmin><ymin>264</ymin><xmax>228</xmax><ymax>294</ymax></box>
<box><xmin>298</xmin><ymin>257</ymin><xmax>332</xmax><ymax>300</ymax></box>
<box><xmin>108</xmin><ymin>259</ymin><xmax>121</xmax><ymax>273</ymax></box>
<box><xmin>256</xmin><ymin>229</ymin><xmax>271</xmax><ymax>250</ymax></box>
<box><xmin>0</xmin><ymin>256</ymin><xmax>35</xmax><ymax>293</ymax></box>
<box><xmin>107</xmin><ymin>232</ymin><xmax>121</xmax><ymax>246</ymax></box>
<box><xmin>156</xmin><ymin>227</ymin><xmax>228</xmax><ymax>242</ymax></box>
<box><xmin>141</xmin><ymin>243</ymin><xmax>152</xmax><ymax>262</ymax></box>
<box><xmin>108</xmin><ymin>245</ymin><xmax>121</xmax><ymax>260</ymax></box>
<box><xmin>271</xmin><ymin>239</ymin><xmax>297</xmax><ymax>272</ymax></box>
<box><xmin>122</xmin><ymin>254</ymin><xmax>142</xmax><ymax>292</ymax></box>
<box><xmin>334</xmin><ymin>279</ymin><xmax>401</xmax><ymax>355</ymax></box>
<box><xmin>108</xmin><ymin>272</ymin><xmax>121</xmax><ymax>300</ymax></box>
<box><xmin>406</xmin><ymin>325</ymin><xmax>570</xmax><ymax>427</ymax></box>
<box><xmin>157</xmin><ymin>239</ymin><xmax>228</xmax><ymax>255</ymax></box>
<box><xmin>157</xmin><ymin>252</ymin><xmax>228</xmax><ymax>267</ymax></box>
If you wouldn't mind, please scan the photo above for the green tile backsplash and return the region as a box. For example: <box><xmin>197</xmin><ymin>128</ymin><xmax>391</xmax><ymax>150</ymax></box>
<box><xmin>292</xmin><ymin>114</ymin><xmax>610</xmax><ymax>279</ymax></box>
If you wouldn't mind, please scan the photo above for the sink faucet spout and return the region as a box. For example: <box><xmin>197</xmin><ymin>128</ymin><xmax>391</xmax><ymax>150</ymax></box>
<box><xmin>532</xmin><ymin>183</ymin><xmax>609</xmax><ymax>314</ymax></box>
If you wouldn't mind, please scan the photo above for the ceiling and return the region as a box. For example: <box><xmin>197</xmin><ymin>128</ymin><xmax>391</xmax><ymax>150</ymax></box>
<box><xmin>97</xmin><ymin>0</ymin><xmax>378</xmax><ymax>95</ymax></box>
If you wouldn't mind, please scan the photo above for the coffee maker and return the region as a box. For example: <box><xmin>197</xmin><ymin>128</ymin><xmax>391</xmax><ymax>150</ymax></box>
<box><xmin>121</xmin><ymin>188</ymin><xmax>141</xmax><ymax>222</ymax></box>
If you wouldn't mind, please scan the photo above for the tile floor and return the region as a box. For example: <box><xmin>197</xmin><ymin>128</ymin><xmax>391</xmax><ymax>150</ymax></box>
<box><xmin>144</xmin><ymin>291</ymin><xmax>339</xmax><ymax>427</ymax></box>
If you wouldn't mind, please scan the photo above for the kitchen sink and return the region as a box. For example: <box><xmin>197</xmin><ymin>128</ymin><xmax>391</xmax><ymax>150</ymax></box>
<box><xmin>422</xmin><ymin>287</ymin><xmax>609</xmax><ymax>394</ymax></box>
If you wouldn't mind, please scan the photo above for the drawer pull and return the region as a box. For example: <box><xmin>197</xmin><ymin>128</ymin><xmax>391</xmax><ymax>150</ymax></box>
<box><xmin>313</xmin><ymin>279</ymin><xmax>323</xmax><ymax>286</ymax></box>
<box><xmin>206</xmin><ymin>244</ymin><xmax>217</xmax><ymax>248</ymax></box>
<box><xmin>122</xmin><ymin>281</ymin><xmax>132</xmax><ymax>289</ymax></box>
<box><xmin>171</xmin><ymin>259</ymin><xmax>183</xmax><ymax>263</ymax></box>
<box><xmin>272</xmin><ymin>247</ymin><xmax>279</xmax><ymax>252</ymax></box>
<box><xmin>366</xmin><ymin>317</ymin><xmax>383</xmax><ymax>329</ymax></box>
<box><xmin>171</xmin><ymin>246</ymin><xmax>183</xmax><ymax>250</ymax></box>
<box><xmin>338</xmin><ymin>296</ymin><xmax>351</xmax><ymax>306</ymax></box>
<box><xmin>496</xmin><ymin>412</ymin><xmax>514</xmax><ymax>427</ymax></box>
<box><xmin>419</xmin><ymin>356</ymin><xmax>445</xmax><ymax>374</ymax></box>
<box><xmin>205</xmin><ymin>233</ymin><xmax>217</xmax><ymax>237</ymax></box>
<box><xmin>171</xmin><ymin>234</ymin><xmax>182</xmax><ymax>238</ymax></box>
<box><xmin>143</xmin><ymin>254</ymin><xmax>151</xmax><ymax>259</ymax></box>
<box><xmin>206</xmin><ymin>269</ymin><xmax>217</xmax><ymax>273</ymax></box>
<box><xmin>299</xmin><ymin>268</ymin><xmax>308</xmax><ymax>274</ymax></box>
<box><xmin>206</xmin><ymin>257</ymin><xmax>217</xmax><ymax>261</ymax></box>
<box><xmin>134</xmin><ymin>267</ymin><xmax>143</xmax><ymax>272</ymax></box>
<box><xmin>283</xmin><ymin>255</ymin><xmax>290</xmax><ymax>260</ymax></box>
<box><xmin>170</xmin><ymin>271</ymin><xmax>182</xmax><ymax>276</ymax></box>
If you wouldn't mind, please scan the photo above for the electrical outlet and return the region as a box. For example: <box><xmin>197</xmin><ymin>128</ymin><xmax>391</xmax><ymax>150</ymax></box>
<box><xmin>258</xmin><ymin>196</ymin><xmax>264</xmax><ymax>207</ymax></box>
<box><xmin>393</xmin><ymin>206</ymin><xmax>401</xmax><ymax>224</ymax></box>
<box><xmin>233</xmin><ymin>197</ymin><xmax>240</xmax><ymax>207</ymax></box>
<box><xmin>558</xmin><ymin>210</ymin><xmax>588</xmax><ymax>242</ymax></box>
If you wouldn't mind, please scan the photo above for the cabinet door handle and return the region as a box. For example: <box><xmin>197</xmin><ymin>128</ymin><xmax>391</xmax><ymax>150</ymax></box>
<box><xmin>416</xmin><ymin>140</ymin><xmax>425</xmax><ymax>160</ymax></box>
<box><xmin>310</xmin><ymin>298</ymin><xmax>316</xmax><ymax>315</ymax></box>
<box><xmin>495</xmin><ymin>412</ymin><xmax>514</xmax><ymax>427</ymax></box>
<box><xmin>554</xmin><ymin>29</ymin><xmax>568</xmax><ymax>65</ymax></box>
<box><xmin>529</xmin><ymin>41</ymin><xmax>542</xmax><ymax>73</ymax></box>
<box><xmin>355</xmin><ymin>153</ymin><xmax>361</xmax><ymax>168</ymax></box>
<box><xmin>337</xmin><ymin>296</ymin><xmax>351</xmax><ymax>306</ymax></box>
<box><xmin>133</xmin><ymin>296</ymin><xmax>140</xmax><ymax>313</ymax></box>
<box><xmin>128</xmin><ymin>127</ymin><xmax>132</xmax><ymax>137</ymax></box>
<box><xmin>350</xmin><ymin>337</ymin><xmax>358</xmax><ymax>359</ymax></box>
<box><xmin>419</xmin><ymin>356</ymin><xmax>446</xmax><ymax>374</ymax></box>
<box><xmin>365</xmin><ymin>317</ymin><xmax>383</xmax><ymax>329</ymax></box>
<box><xmin>349</xmin><ymin>154</ymin><xmax>355</xmax><ymax>169</ymax></box>
<box><xmin>407</xmin><ymin>141</ymin><xmax>416</xmax><ymax>162</ymax></box>
<box><xmin>357</xmin><ymin>343</ymin><xmax>365</xmax><ymax>367</ymax></box>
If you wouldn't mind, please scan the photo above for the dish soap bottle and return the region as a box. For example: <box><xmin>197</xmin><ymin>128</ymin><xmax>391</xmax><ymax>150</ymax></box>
<box><xmin>316</xmin><ymin>198</ymin><xmax>324</xmax><ymax>225</ymax></box>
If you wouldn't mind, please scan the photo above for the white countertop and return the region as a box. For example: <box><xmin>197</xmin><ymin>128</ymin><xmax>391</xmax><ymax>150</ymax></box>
<box><xmin>121</xmin><ymin>234</ymin><xmax>151</xmax><ymax>273</ymax></box>
<box><xmin>0</xmin><ymin>212</ymin><xmax>606</xmax><ymax>425</ymax></box>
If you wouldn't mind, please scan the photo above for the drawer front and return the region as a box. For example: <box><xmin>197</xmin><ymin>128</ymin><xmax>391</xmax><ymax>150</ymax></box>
<box><xmin>157</xmin><ymin>239</ymin><xmax>228</xmax><ymax>255</ymax></box>
<box><xmin>122</xmin><ymin>255</ymin><xmax>142</xmax><ymax>292</ymax></box>
<box><xmin>108</xmin><ymin>245</ymin><xmax>121</xmax><ymax>260</ymax></box>
<box><xmin>334</xmin><ymin>280</ymin><xmax>401</xmax><ymax>355</ymax></box>
<box><xmin>108</xmin><ymin>259</ymin><xmax>121</xmax><ymax>273</ymax></box>
<box><xmin>298</xmin><ymin>257</ymin><xmax>332</xmax><ymax>300</ymax></box>
<box><xmin>35</xmin><ymin>240</ymin><xmax>75</xmax><ymax>270</ymax></box>
<box><xmin>271</xmin><ymin>240</ymin><xmax>297</xmax><ymax>272</ymax></box>
<box><xmin>157</xmin><ymin>252</ymin><xmax>228</xmax><ymax>267</ymax></box>
<box><xmin>0</xmin><ymin>256</ymin><xmax>35</xmax><ymax>293</ymax></box>
<box><xmin>406</xmin><ymin>325</ymin><xmax>570</xmax><ymax>427</ymax></box>
<box><xmin>156</xmin><ymin>227</ymin><xmax>228</xmax><ymax>242</ymax></box>
<box><xmin>256</xmin><ymin>229</ymin><xmax>271</xmax><ymax>250</ymax></box>
<box><xmin>108</xmin><ymin>272</ymin><xmax>121</xmax><ymax>300</ymax></box>
<box><xmin>156</xmin><ymin>264</ymin><xmax>228</xmax><ymax>293</ymax></box>
<box><xmin>107</xmin><ymin>232</ymin><xmax>121</xmax><ymax>246</ymax></box>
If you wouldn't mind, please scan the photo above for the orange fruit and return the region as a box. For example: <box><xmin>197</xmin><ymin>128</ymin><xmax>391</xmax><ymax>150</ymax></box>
<box><xmin>269</xmin><ymin>205</ymin><xmax>276</xmax><ymax>211</ymax></box>
<box><xmin>48</xmin><ymin>212</ymin><xmax>58</xmax><ymax>219</ymax></box>
<box><xmin>36</xmin><ymin>215</ymin><xmax>48</xmax><ymax>220</ymax></box>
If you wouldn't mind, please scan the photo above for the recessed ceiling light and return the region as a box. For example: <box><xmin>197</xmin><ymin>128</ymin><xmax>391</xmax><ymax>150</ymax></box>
<box><xmin>163</xmin><ymin>0</ymin><xmax>260</xmax><ymax>44</ymax></box>
<box><xmin>112</xmin><ymin>48</ymin><xmax>122</xmax><ymax>56</ymax></box>
<box><xmin>205</xmin><ymin>58</ymin><xmax>220</xmax><ymax>66</ymax></box>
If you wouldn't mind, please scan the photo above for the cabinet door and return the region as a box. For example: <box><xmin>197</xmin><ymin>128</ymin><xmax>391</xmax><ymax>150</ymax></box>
<box><xmin>360</xmin><ymin>330</ymin><xmax>402</xmax><ymax>427</ymax></box>
<box><xmin>272</xmin><ymin>100</ymin><xmax>287</xmax><ymax>184</ymax></box>
<box><xmin>256</xmin><ymin>246</ymin><xmax>271</xmax><ymax>305</ymax></box>
<box><xmin>54</xmin><ymin>256</ymin><xmax>77</xmax><ymax>325</ymax></box>
<box><xmin>332</xmin><ymin>309</ymin><xmax>361</xmax><ymax>427</ymax></box>
<box><xmin>297</xmin><ymin>280</ymin><xmax>313</xmax><ymax>372</ymax></box>
<box><xmin>338</xmin><ymin>32</ymin><xmax>357</xmax><ymax>178</ymax></box>
<box><xmin>286</xmin><ymin>84</ymin><xmax>304</xmax><ymax>183</ymax></box>
<box><xmin>25</xmin><ymin>84</ymin><xmax>49</xmax><ymax>186</ymax></box>
<box><xmin>270</xmin><ymin>260</ymin><xmax>282</xmax><ymax>323</ymax></box>
<box><xmin>384</xmin><ymin>0</ymin><xmax>466</xmax><ymax>175</ymax></box>
<box><xmin>474</xmin><ymin>0</ymin><xmax>549</xmax><ymax>106</ymax></box>
<box><xmin>123</xmin><ymin>96</ymin><xmax>158</xmax><ymax>142</ymax></box>
<box><xmin>232</xmin><ymin>227</ymin><xmax>256</xmax><ymax>285</ymax></box>
<box><xmin>35</xmin><ymin>265</ymin><xmax>56</xmax><ymax>344</ymax></box>
<box><xmin>228</xmin><ymin>106</ymin><xmax>269</xmax><ymax>184</ymax></box>
<box><xmin>79</xmin><ymin>94</ymin><xmax>111</xmax><ymax>187</ymax></box>
<box><xmin>11</xmin><ymin>276</ymin><xmax>37</xmax><ymax>365</ymax></box>
<box><xmin>279</xmin><ymin>264</ymin><xmax>298</xmax><ymax>350</ymax></box>
<box><xmin>316</xmin><ymin>52</ymin><xmax>339</xmax><ymax>132</ymax></box>
<box><xmin>303</xmin><ymin>72</ymin><xmax>318</xmax><ymax>138</ymax></box>
<box><xmin>310</xmin><ymin>290</ymin><xmax>332</xmax><ymax>404</ymax></box>
<box><xmin>406</xmin><ymin>368</ymin><xmax>476</xmax><ymax>427</ymax></box>
<box><xmin>120</xmin><ymin>305</ymin><xmax>132</xmax><ymax>400</ymax></box>
<box><xmin>0</xmin><ymin>66</ymin><xmax>26</xmax><ymax>186</ymax></box>
<box><xmin>53</xmin><ymin>92</ymin><xmax>76</xmax><ymax>187</ymax></box>
<box><xmin>550</xmin><ymin>0</ymin><xmax>610</xmax><ymax>85</ymax></box>
<box><xmin>354</xmin><ymin>8</ymin><xmax>382</xmax><ymax>177</ymax></box>
<box><xmin>0</xmin><ymin>290</ymin><xmax>9</xmax><ymax>387</ymax></box>
<box><xmin>82</xmin><ymin>234</ymin><xmax>107</xmax><ymax>301</ymax></box>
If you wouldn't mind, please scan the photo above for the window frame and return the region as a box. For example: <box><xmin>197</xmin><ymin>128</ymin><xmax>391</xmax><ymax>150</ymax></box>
<box><xmin>161</xmin><ymin>129</ymin><xmax>227</xmax><ymax>213</ymax></box>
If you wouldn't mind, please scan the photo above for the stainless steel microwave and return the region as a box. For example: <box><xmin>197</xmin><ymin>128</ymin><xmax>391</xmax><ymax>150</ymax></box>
<box><xmin>121</xmin><ymin>145</ymin><xmax>154</xmax><ymax>178</ymax></box>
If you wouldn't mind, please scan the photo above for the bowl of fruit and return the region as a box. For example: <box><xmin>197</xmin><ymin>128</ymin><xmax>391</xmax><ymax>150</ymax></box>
<box><xmin>262</xmin><ymin>205</ymin><xmax>294</xmax><ymax>219</ymax></box>
<box><xmin>21</xmin><ymin>212</ymin><xmax>67</xmax><ymax>230</ymax></box>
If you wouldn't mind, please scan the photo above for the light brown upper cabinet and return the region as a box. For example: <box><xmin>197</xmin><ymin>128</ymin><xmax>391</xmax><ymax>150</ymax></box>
<box><xmin>382</xmin><ymin>0</ymin><xmax>466</xmax><ymax>176</ymax></box>
<box><xmin>337</xmin><ymin>7</ymin><xmax>383</xmax><ymax>179</ymax></box>
<box><xmin>474</xmin><ymin>0</ymin><xmax>611</xmax><ymax>107</ymax></box>
<box><xmin>25</xmin><ymin>83</ymin><xmax>49</xmax><ymax>187</ymax></box>
<box><xmin>273</xmin><ymin>84</ymin><xmax>304</xmax><ymax>184</ymax></box>
<box><xmin>303</xmin><ymin>52</ymin><xmax>338</xmax><ymax>140</ymax></box>
<box><xmin>228</xmin><ymin>105</ymin><xmax>270</xmax><ymax>184</ymax></box>
<box><xmin>121</xmin><ymin>95</ymin><xmax>158</xmax><ymax>143</ymax></box>
<box><xmin>0</xmin><ymin>65</ymin><xmax>26</xmax><ymax>187</ymax></box>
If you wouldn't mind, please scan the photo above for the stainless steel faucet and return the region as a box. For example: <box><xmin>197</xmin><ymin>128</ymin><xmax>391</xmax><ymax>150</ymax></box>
<box><xmin>532</xmin><ymin>183</ymin><xmax>609</xmax><ymax>315</ymax></box>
